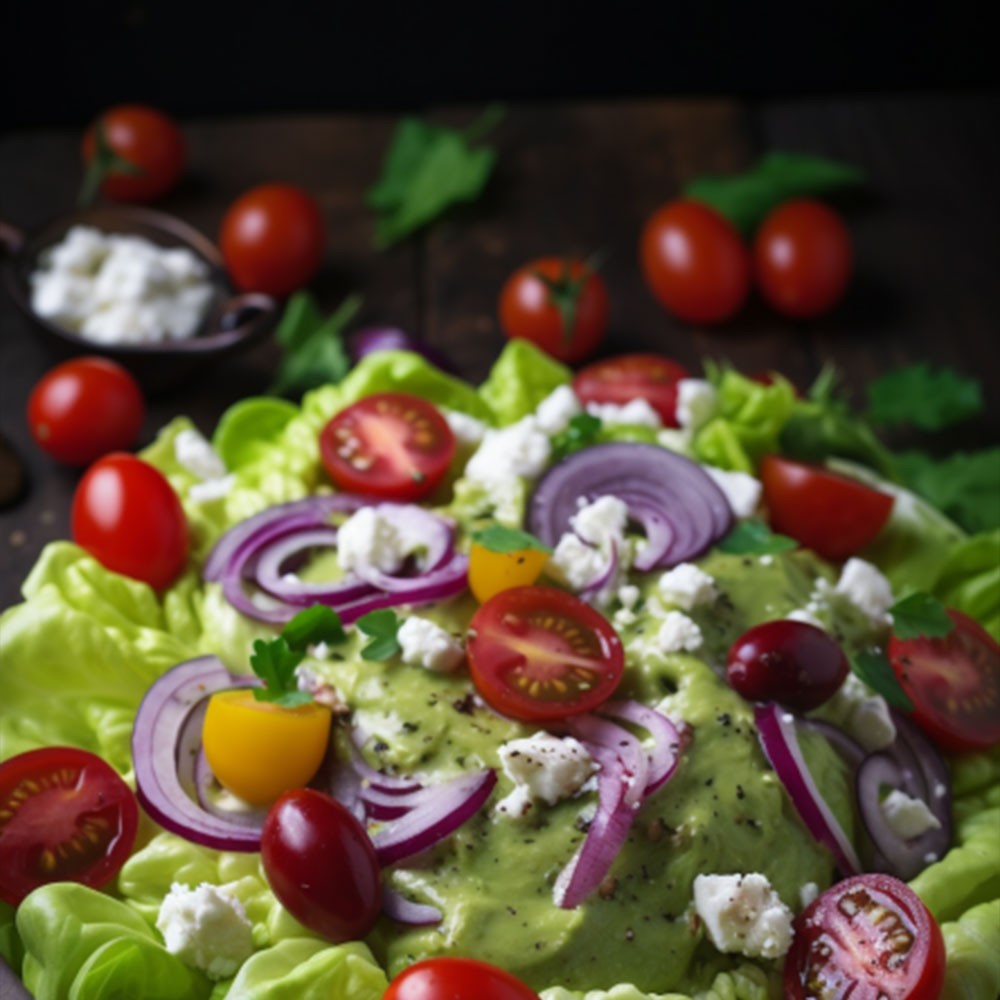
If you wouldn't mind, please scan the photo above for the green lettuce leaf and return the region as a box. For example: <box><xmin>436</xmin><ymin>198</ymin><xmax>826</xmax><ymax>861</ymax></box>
<box><xmin>940</xmin><ymin>901</ymin><xmax>1000</xmax><ymax>1000</ymax></box>
<box><xmin>478</xmin><ymin>339</ymin><xmax>571</xmax><ymax>425</ymax></box>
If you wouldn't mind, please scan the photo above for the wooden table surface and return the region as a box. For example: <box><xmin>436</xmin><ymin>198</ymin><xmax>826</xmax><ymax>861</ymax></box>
<box><xmin>2</xmin><ymin>94</ymin><xmax>998</xmax><ymax>613</ymax></box>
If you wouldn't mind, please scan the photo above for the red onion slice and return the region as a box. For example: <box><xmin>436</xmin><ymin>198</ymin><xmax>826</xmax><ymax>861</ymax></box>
<box><xmin>254</xmin><ymin>529</ymin><xmax>374</xmax><ymax>605</ymax></box>
<box><xmin>754</xmin><ymin>703</ymin><xmax>860</xmax><ymax>876</ymax></box>
<box><xmin>599</xmin><ymin>700</ymin><xmax>681</xmax><ymax>796</ymax></box>
<box><xmin>528</xmin><ymin>443</ymin><xmax>732</xmax><ymax>571</ymax></box>
<box><xmin>382</xmin><ymin>888</ymin><xmax>443</xmax><ymax>926</ymax></box>
<box><xmin>372</xmin><ymin>768</ymin><xmax>497</xmax><ymax>867</ymax></box>
<box><xmin>567</xmin><ymin>713</ymin><xmax>648</xmax><ymax>809</ymax></box>
<box><xmin>132</xmin><ymin>656</ymin><xmax>263</xmax><ymax>852</ymax></box>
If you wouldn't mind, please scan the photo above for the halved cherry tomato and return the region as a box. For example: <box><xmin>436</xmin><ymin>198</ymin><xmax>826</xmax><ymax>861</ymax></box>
<box><xmin>573</xmin><ymin>353</ymin><xmax>690</xmax><ymax>426</ymax></box>
<box><xmin>202</xmin><ymin>690</ymin><xmax>332</xmax><ymax>806</ymax></box>
<box><xmin>889</xmin><ymin>608</ymin><xmax>1000</xmax><ymax>752</ymax></box>
<box><xmin>71</xmin><ymin>453</ymin><xmax>189</xmax><ymax>590</ymax></box>
<box><xmin>0</xmin><ymin>747</ymin><xmax>139</xmax><ymax>906</ymax></box>
<box><xmin>498</xmin><ymin>257</ymin><xmax>609</xmax><ymax>363</ymax></box>
<box><xmin>760</xmin><ymin>454</ymin><xmax>893</xmax><ymax>562</ymax></box>
<box><xmin>467</xmin><ymin>586</ymin><xmax>624</xmax><ymax>722</ymax></box>
<box><xmin>319</xmin><ymin>392</ymin><xmax>455</xmax><ymax>501</ymax></box>
<box><xmin>384</xmin><ymin>957</ymin><xmax>540</xmax><ymax>1000</ymax></box>
<box><xmin>468</xmin><ymin>541</ymin><xmax>549</xmax><ymax>604</ymax></box>
<box><xmin>784</xmin><ymin>873</ymin><xmax>945</xmax><ymax>1000</ymax></box>
<box><xmin>640</xmin><ymin>199</ymin><xmax>751</xmax><ymax>324</ymax></box>
<box><xmin>27</xmin><ymin>357</ymin><xmax>145</xmax><ymax>466</ymax></box>
<box><xmin>261</xmin><ymin>789</ymin><xmax>382</xmax><ymax>943</ymax></box>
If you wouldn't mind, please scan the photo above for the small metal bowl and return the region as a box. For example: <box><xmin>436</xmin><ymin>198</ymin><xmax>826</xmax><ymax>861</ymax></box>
<box><xmin>0</xmin><ymin>205</ymin><xmax>278</xmax><ymax>391</ymax></box>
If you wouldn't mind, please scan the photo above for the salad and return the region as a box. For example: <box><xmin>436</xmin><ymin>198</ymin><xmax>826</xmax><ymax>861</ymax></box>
<box><xmin>1</xmin><ymin>340</ymin><xmax>998</xmax><ymax>1000</ymax></box>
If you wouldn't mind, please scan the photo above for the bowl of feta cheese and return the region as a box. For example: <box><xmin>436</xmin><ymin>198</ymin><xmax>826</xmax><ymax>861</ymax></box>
<box><xmin>1</xmin><ymin>206</ymin><xmax>279</xmax><ymax>390</ymax></box>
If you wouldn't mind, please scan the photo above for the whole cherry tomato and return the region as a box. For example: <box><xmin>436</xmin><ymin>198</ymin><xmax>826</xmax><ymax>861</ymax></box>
<box><xmin>81</xmin><ymin>105</ymin><xmax>185</xmax><ymax>203</ymax></box>
<box><xmin>27</xmin><ymin>357</ymin><xmax>145</xmax><ymax>466</ymax></box>
<box><xmin>640</xmin><ymin>199</ymin><xmax>750</xmax><ymax>324</ymax></box>
<box><xmin>220</xmin><ymin>183</ymin><xmax>326</xmax><ymax>296</ymax></box>
<box><xmin>499</xmin><ymin>257</ymin><xmax>609</xmax><ymax>363</ymax></box>
<box><xmin>754</xmin><ymin>199</ymin><xmax>852</xmax><ymax>318</ymax></box>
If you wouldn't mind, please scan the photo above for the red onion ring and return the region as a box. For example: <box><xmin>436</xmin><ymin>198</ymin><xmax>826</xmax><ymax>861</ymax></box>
<box><xmin>382</xmin><ymin>889</ymin><xmax>443</xmax><ymax>926</ymax></box>
<box><xmin>253</xmin><ymin>528</ymin><xmax>372</xmax><ymax>605</ymax></box>
<box><xmin>599</xmin><ymin>700</ymin><xmax>682</xmax><ymax>796</ymax></box>
<box><xmin>754</xmin><ymin>703</ymin><xmax>860</xmax><ymax>876</ymax></box>
<box><xmin>567</xmin><ymin>713</ymin><xmax>648</xmax><ymax>809</ymax></box>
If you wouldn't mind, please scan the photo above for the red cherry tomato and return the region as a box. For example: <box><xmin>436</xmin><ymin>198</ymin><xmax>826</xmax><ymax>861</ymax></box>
<box><xmin>784</xmin><ymin>873</ymin><xmax>945</xmax><ymax>1000</ymax></box>
<box><xmin>726</xmin><ymin>619</ymin><xmax>849</xmax><ymax>711</ymax></box>
<box><xmin>760</xmin><ymin>454</ymin><xmax>893</xmax><ymax>562</ymax></box>
<box><xmin>81</xmin><ymin>105</ymin><xmax>185</xmax><ymax>203</ymax></box>
<box><xmin>71</xmin><ymin>453</ymin><xmax>189</xmax><ymax>590</ymax></box>
<box><xmin>572</xmin><ymin>353</ymin><xmax>690</xmax><ymax>426</ymax></box>
<box><xmin>261</xmin><ymin>789</ymin><xmax>382</xmax><ymax>943</ymax></box>
<box><xmin>889</xmin><ymin>608</ymin><xmax>1000</xmax><ymax>752</ymax></box>
<box><xmin>27</xmin><ymin>357</ymin><xmax>145</xmax><ymax>466</ymax></box>
<box><xmin>754</xmin><ymin>199</ymin><xmax>852</xmax><ymax>319</ymax></box>
<box><xmin>0</xmin><ymin>747</ymin><xmax>139</xmax><ymax>906</ymax></box>
<box><xmin>319</xmin><ymin>392</ymin><xmax>456</xmax><ymax>501</ymax></box>
<box><xmin>384</xmin><ymin>957</ymin><xmax>540</xmax><ymax>1000</ymax></box>
<box><xmin>219</xmin><ymin>183</ymin><xmax>325</xmax><ymax>296</ymax></box>
<box><xmin>639</xmin><ymin>199</ymin><xmax>751</xmax><ymax>324</ymax></box>
<box><xmin>498</xmin><ymin>257</ymin><xmax>609</xmax><ymax>363</ymax></box>
<box><xmin>467</xmin><ymin>586</ymin><xmax>624</xmax><ymax>722</ymax></box>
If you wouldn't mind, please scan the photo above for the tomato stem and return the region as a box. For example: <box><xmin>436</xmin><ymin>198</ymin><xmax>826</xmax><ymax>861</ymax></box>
<box><xmin>77</xmin><ymin>121</ymin><xmax>145</xmax><ymax>208</ymax></box>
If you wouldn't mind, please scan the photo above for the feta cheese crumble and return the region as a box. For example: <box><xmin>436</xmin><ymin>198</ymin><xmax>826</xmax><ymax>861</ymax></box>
<box><xmin>156</xmin><ymin>882</ymin><xmax>253</xmax><ymax>980</ymax></box>
<box><xmin>657</xmin><ymin>563</ymin><xmax>718</xmax><ymax>611</ymax></box>
<box><xmin>173</xmin><ymin>428</ymin><xmax>235</xmax><ymax>502</ymax></box>
<box><xmin>549</xmin><ymin>495</ymin><xmax>631</xmax><ymax>605</ymax></box>
<box><xmin>336</xmin><ymin>506</ymin><xmax>426</xmax><ymax>575</ymax></box>
<box><xmin>675</xmin><ymin>379</ymin><xmax>718</xmax><ymax>432</ymax></box>
<box><xmin>496</xmin><ymin>732</ymin><xmax>597</xmax><ymax>819</ymax></box>
<box><xmin>585</xmin><ymin>398</ymin><xmax>662</xmax><ymax>429</ymax></box>
<box><xmin>826</xmin><ymin>673</ymin><xmax>896</xmax><ymax>751</ymax></box>
<box><xmin>702</xmin><ymin>466</ymin><xmax>763</xmax><ymax>520</ymax></box>
<box><xmin>443</xmin><ymin>409</ymin><xmax>487</xmax><ymax>446</ymax></box>
<box><xmin>654</xmin><ymin>610</ymin><xmax>704</xmax><ymax>654</ymax></box>
<box><xmin>397</xmin><ymin>616</ymin><xmax>464</xmax><ymax>673</ymax></box>
<box><xmin>534</xmin><ymin>385</ymin><xmax>583</xmax><ymax>436</ymax></box>
<box><xmin>881</xmin><ymin>789</ymin><xmax>942</xmax><ymax>841</ymax></box>
<box><xmin>692</xmin><ymin>873</ymin><xmax>794</xmax><ymax>960</ymax></box>
<box><xmin>835</xmin><ymin>558</ymin><xmax>894</xmax><ymax>626</ymax></box>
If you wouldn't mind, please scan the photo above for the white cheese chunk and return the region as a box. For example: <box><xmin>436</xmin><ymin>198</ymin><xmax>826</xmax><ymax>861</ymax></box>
<box><xmin>835</xmin><ymin>558</ymin><xmax>894</xmax><ymax>625</ymax></box>
<box><xmin>397</xmin><ymin>616</ymin><xmax>464</xmax><ymax>673</ymax></box>
<box><xmin>703</xmin><ymin>466</ymin><xmax>763</xmax><ymax>520</ymax></box>
<box><xmin>654</xmin><ymin>611</ymin><xmax>704</xmax><ymax>653</ymax></box>
<box><xmin>657</xmin><ymin>563</ymin><xmax>718</xmax><ymax>611</ymax></box>
<box><xmin>174</xmin><ymin>428</ymin><xmax>228</xmax><ymax>481</ymax></box>
<box><xmin>534</xmin><ymin>385</ymin><xmax>582</xmax><ymax>436</ymax></box>
<box><xmin>443</xmin><ymin>409</ymin><xmax>487</xmax><ymax>446</ymax></box>
<box><xmin>585</xmin><ymin>398</ymin><xmax>662</xmax><ymax>429</ymax></box>
<box><xmin>881</xmin><ymin>789</ymin><xmax>942</xmax><ymax>841</ymax></box>
<box><xmin>692</xmin><ymin>873</ymin><xmax>794</xmax><ymax>960</ymax></box>
<box><xmin>675</xmin><ymin>379</ymin><xmax>718</xmax><ymax>432</ymax></box>
<box><xmin>156</xmin><ymin>882</ymin><xmax>253</xmax><ymax>981</ymax></box>
<box><xmin>826</xmin><ymin>673</ymin><xmax>897</xmax><ymax>752</ymax></box>
<box><xmin>496</xmin><ymin>732</ymin><xmax>597</xmax><ymax>818</ymax></box>
<box><xmin>570</xmin><ymin>495</ymin><xmax>629</xmax><ymax>550</ymax></box>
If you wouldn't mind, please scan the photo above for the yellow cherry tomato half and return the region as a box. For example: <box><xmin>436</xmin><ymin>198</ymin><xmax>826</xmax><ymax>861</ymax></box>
<box><xmin>468</xmin><ymin>541</ymin><xmax>549</xmax><ymax>604</ymax></box>
<box><xmin>202</xmin><ymin>690</ymin><xmax>332</xmax><ymax>806</ymax></box>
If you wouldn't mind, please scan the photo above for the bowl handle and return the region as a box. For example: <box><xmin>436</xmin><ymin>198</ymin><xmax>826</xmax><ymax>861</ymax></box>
<box><xmin>215</xmin><ymin>292</ymin><xmax>279</xmax><ymax>337</ymax></box>
<box><xmin>0</xmin><ymin>219</ymin><xmax>26</xmax><ymax>258</ymax></box>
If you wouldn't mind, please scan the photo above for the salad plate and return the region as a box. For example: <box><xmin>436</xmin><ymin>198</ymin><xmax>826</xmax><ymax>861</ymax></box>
<box><xmin>0</xmin><ymin>340</ymin><xmax>997</xmax><ymax>1000</ymax></box>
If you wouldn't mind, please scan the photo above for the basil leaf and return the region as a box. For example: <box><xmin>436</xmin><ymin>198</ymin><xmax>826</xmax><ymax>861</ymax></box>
<box><xmin>471</xmin><ymin>524</ymin><xmax>551</xmax><ymax>554</ymax></box>
<box><xmin>867</xmin><ymin>363</ymin><xmax>983</xmax><ymax>431</ymax></box>
<box><xmin>684</xmin><ymin>152</ymin><xmax>864</xmax><ymax>235</ymax></box>
<box><xmin>717</xmin><ymin>520</ymin><xmax>798</xmax><ymax>556</ymax></box>
<box><xmin>851</xmin><ymin>650</ymin><xmax>914</xmax><ymax>712</ymax></box>
<box><xmin>357</xmin><ymin>609</ymin><xmax>402</xmax><ymax>661</ymax></box>
<box><xmin>282</xmin><ymin>605</ymin><xmax>346</xmax><ymax>650</ymax></box>
<box><xmin>890</xmin><ymin>593</ymin><xmax>955</xmax><ymax>640</ymax></box>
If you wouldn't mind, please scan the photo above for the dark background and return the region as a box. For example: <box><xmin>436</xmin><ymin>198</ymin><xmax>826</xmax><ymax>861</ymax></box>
<box><xmin>2</xmin><ymin>1</ymin><xmax>995</xmax><ymax>130</ymax></box>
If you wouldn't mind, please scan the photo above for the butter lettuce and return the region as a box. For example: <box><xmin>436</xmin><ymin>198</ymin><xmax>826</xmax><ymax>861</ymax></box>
<box><xmin>940</xmin><ymin>901</ymin><xmax>1000</xmax><ymax>1000</ymax></box>
<box><xmin>478</xmin><ymin>338</ymin><xmax>571</xmax><ymax>425</ymax></box>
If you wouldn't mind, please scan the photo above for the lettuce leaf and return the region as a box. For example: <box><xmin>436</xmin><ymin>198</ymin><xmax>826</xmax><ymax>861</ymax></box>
<box><xmin>478</xmin><ymin>339</ymin><xmax>571</xmax><ymax>425</ymax></box>
<box><xmin>940</xmin><ymin>901</ymin><xmax>1000</xmax><ymax>1000</ymax></box>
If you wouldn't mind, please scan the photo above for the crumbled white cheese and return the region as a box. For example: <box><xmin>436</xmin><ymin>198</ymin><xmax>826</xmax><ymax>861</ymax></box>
<box><xmin>657</xmin><ymin>563</ymin><xmax>718</xmax><ymax>611</ymax></box>
<box><xmin>570</xmin><ymin>495</ymin><xmax>630</xmax><ymax>550</ymax></box>
<box><xmin>443</xmin><ymin>409</ymin><xmax>487</xmax><ymax>446</ymax></box>
<box><xmin>397</xmin><ymin>616</ymin><xmax>464</xmax><ymax>673</ymax></box>
<box><xmin>675</xmin><ymin>379</ymin><xmax>718</xmax><ymax>432</ymax></box>
<box><xmin>188</xmin><ymin>475</ymin><xmax>236</xmax><ymax>503</ymax></box>
<box><xmin>827</xmin><ymin>673</ymin><xmax>897</xmax><ymax>752</ymax></box>
<box><xmin>31</xmin><ymin>226</ymin><xmax>213</xmax><ymax>344</ymax></box>
<box><xmin>496</xmin><ymin>732</ymin><xmax>597</xmax><ymax>818</ymax></box>
<box><xmin>174</xmin><ymin>428</ymin><xmax>227</xmax><ymax>481</ymax></box>
<box><xmin>549</xmin><ymin>533</ymin><xmax>610</xmax><ymax>591</ymax></box>
<box><xmin>585</xmin><ymin>398</ymin><xmax>662</xmax><ymax>429</ymax></box>
<box><xmin>654</xmin><ymin>611</ymin><xmax>704</xmax><ymax>654</ymax></box>
<box><xmin>835</xmin><ymin>558</ymin><xmax>894</xmax><ymax>625</ymax></box>
<box><xmin>692</xmin><ymin>873</ymin><xmax>794</xmax><ymax>960</ymax></box>
<box><xmin>465</xmin><ymin>416</ymin><xmax>551</xmax><ymax>483</ymax></box>
<box><xmin>534</xmin><ymin>385</ymin><xmax>582</xmax><ymax>436</ymax></box>
<box><xmin>881</xmin><ymin>789</ymin><xmax>942</xmax><ymax>841</ymax></box>
<box><xmin>786</xmin><ymin>608</ymin><xmax>826</xmax><ymax>631</ymax></box>
<box><xmin>618</xmin><ymin>584</ymin><xmax>640</xmax><ymax>610</ymax></box>
<box><xmin>156</xmin><ymin>882</ymin><xmax>253</xmax><ymax>980</ymax></box>
<box><xmin>702</xmin><ymin>466</ymin><xmax>763</xmax><ymax>520</ymax></box>
<box><xmin>336</xmin><ymin>505</ymin><xmax>429</xmax><ymax>575</ymax></box>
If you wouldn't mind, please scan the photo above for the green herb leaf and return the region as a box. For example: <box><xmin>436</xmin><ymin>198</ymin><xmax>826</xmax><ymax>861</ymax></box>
<box><xmin>717</xmin><ymin>519</ymin><xmax>798</xmax><ymax>555</ymax></box>
<box><xmin>889</xmin><ymin>592</ymin><xmax>955</xmax><ymax>640</ymax></box>
<box><xmin>269</xmin><ymin>293</ymin><xmax>360</xmax><ymax>398</ymax></box>
<box><xmin>471</xmin><ymin>524</ymin><xmax>551</xmax><ymax>554</ymax></box>
<box><xmin>684</xmin><ymin>152</ymin><xmax>864</xmax><ymax>235</ymax></box>
<box><xmin>356</xmin><ymin>609</ymin><xmax>402</xmax><ymax>661</ymax></box>
<box><xmin>250</xmin><ymin>637</ymin><xmax>312</xmax><ymax>707</ymax></box>
<box><xmin>368</xmin><ymin>106</ymin><xmax>503</xmax><ymax>248</ymax></box>
<box><xmin>897</xmin><ymin>448</ymin><xmax>1000</xmax><ymax>534</ymax></box>
<box><xmin>851</xmin><ymin>650</ymin><xmax>914</xmax><ymax>712</ymax></box>
<box><xmin>550</xmin><ymin>412</ymin><xmax>602</xmax><ymax>462</ymax></box>
<box><xmin>282</xmin><ymin>605</ymin><xmax>346</xmax><ymax>650</ymax></box>
<box><xmin>867</xmin><ymin>364</ymin><xmax>983</xmax><ymax>431</ymax></box>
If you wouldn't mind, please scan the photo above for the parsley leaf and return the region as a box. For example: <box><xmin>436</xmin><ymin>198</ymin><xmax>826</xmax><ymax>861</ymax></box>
<box><xmin>889</xmin><ymin>592</ymin><xmax>955</xmax><ymax>640</ymax></box>
<box><xmin>269</xmin><ymin>292</ymin><xmax>360</xmax><ymax>398</ymax></box>
<box><xmin>867</xmin><ymin>363</ymin><xmax>983</xmax><ymax>431</ymax></box>
<box><xmin>897</xmin><ymin>448</ymin><xmax>1000</xmax><ymax>533</ymax></box>
<box><xmin>717</xmin><ymin>520</ymin><xmax>798</xmax><ymax>556</ymax></box>
<box><xmin>368</xmin><ymin>105</ymin><xmax>503</xmax><ymax>248</ymax></box>
<box><xmin>249</xmin><ymin>638</ymin><xmax>312</xmax><ymax>708</ymax></box>
<box><xmin>684</xmin><ymin>152</ymin><xmax>864</xmax><ymax>235</ymax></box>
<box><xmin>282</xmin><ymin>605</ymin><xmax>346</xmax><ymax>649</ymax></box>
<box><xmin>356</xmin><ymin>609</ymin><xmax>402</xmax><ymax>661</ymax></box>
<box><xmin>851</xmin><ymin>650</ymin><xmax>914</xmax><ymax>712</ymax></box>
<box><xmin>550</xmin><ymin>412</ymin><xmax>602</xmax><ymax>462</ymax></box>
<box><xmin>471</xmin><ymin>524</ymin><xmax>551</xmax><ymax>554</ymax></box>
